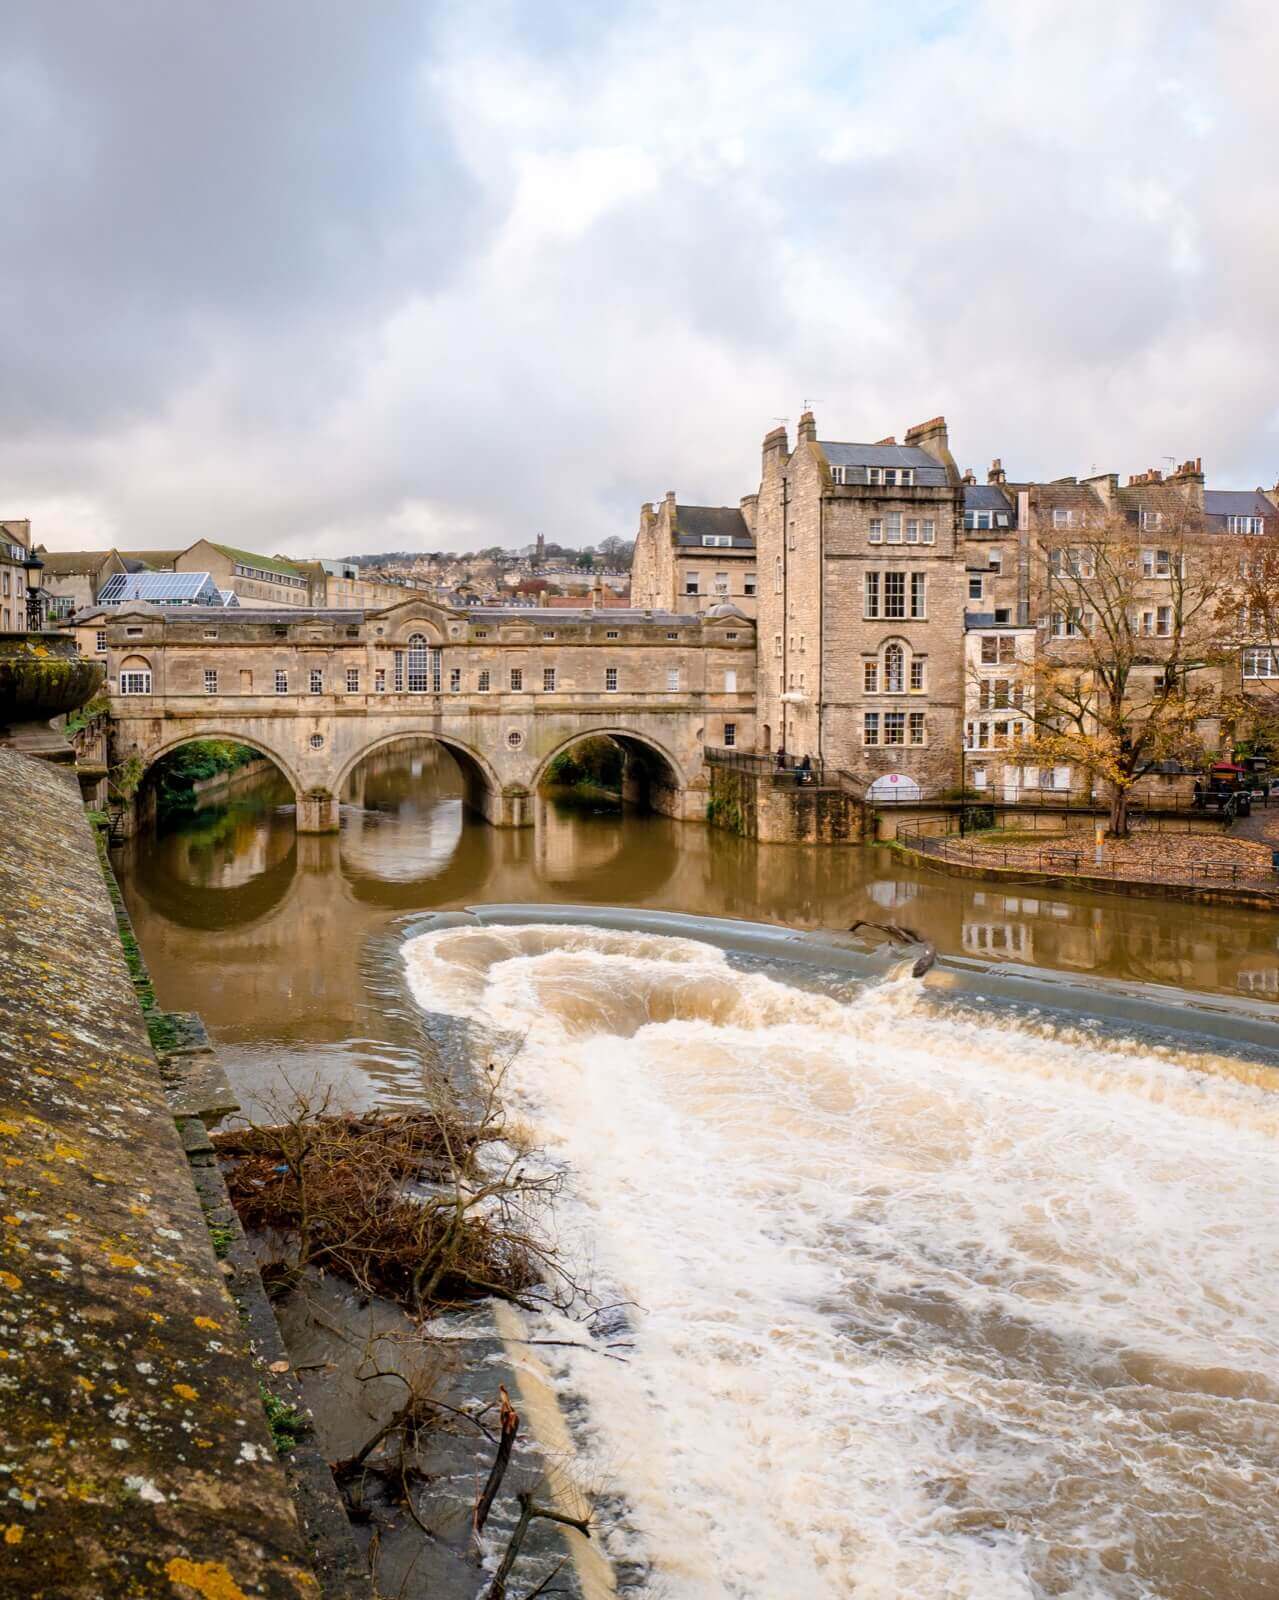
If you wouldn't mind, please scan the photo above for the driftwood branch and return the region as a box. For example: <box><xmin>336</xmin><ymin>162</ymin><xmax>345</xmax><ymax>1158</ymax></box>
<box><xmin>484</xmin><ymin>1491</ymin><xmax>592</xmax><ymax>1600</ymax></box>
<box><xmin>473</xmin><ymin>1385</ymin><xmax>520</xmax><ymax>1539</ymax></box>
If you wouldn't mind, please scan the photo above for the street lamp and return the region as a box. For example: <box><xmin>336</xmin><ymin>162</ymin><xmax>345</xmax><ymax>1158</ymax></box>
<box><xmin>23</xmin><ymin>553</ymin><xmax>44</xmax><ymax>631</ymax></box>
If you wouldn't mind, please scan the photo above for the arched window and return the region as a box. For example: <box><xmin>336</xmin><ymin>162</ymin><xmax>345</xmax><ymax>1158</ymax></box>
<box><xmin>118</xmin><ymin>655</ymin><xmax>152</xmax><ymax>695</ymax></box>
<box><xmin>405</xmin><ymin>632</ymin><xmax>440</xmax><ymax>693</ymax></box>
<box><xmin>883</xmin><ymin>641</ymin><xmax>905</xmax><ymax>694</ymax></box>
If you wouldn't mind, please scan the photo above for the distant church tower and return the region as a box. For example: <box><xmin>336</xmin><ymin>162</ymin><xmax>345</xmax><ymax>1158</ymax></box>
<box><xmin>534</xmin><ymin>532</ymin><xmax>545</xmax><ymax>567</ymax></box>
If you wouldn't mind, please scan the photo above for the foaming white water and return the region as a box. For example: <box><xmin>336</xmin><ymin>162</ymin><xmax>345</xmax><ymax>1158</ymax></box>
<box><xmin>404</xmin><ymin>924</ymin><xmax>1279</xmax><ymax>1599</ymax></box>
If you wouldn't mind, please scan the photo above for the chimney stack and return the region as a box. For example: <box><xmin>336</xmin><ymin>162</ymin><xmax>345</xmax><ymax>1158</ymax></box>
<box><xmin>796</xmin><ymin>410</ymin><xmax>817</xmax><ymax>445</ymax></box>
<box><xmin>903</xmin><ymin>415</ymin><xmax>959</xmax><ymax>483</ymax></box>
<box><xmin>961</xmin><ymin>467</ymin><xmax>976</xmax><ymax>485</ymax></box>
<box><xmin>987</xmin><ymin>458</ymin><xmax>1006</xmax><ymax>485</ymax></box>
<box><xmin>1167</xmin><ymin>456</ymin><xmax>1205</xmax><ymax>508</ymax></box>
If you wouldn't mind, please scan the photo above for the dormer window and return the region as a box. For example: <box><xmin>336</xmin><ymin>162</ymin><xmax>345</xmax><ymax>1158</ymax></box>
<box><xmin>831</xmin><ymin>467</ymin><xmax>845</xmax><ymax>485</ymax></box>
<box><xmin>866</xmin><ymin>467</ymin><xmax>914</xmax><ymax>487</ymax></box>
<box><xmin>1052</xmin><ymin>507</ymin><xmax>1082</xmax><ymax>529</ymax></box>
<box><xmin>1141</xmin><ymin>510</ymin><xmax>1163</xmax><ymax>531</ymax></box>
<box><xmin>966</xmin><ymin>510</ymin><xmax>994</xmax><ymax>531</ymax></box>
<box><xmin>701</xmin><ymin>535</ymin><xmax>733</xmax><ymax>547</ymax></box>
<box><xmin>1227</xmin><ymin>514</ymin><xmax>1266</xmax><ymax>535</ymax></box>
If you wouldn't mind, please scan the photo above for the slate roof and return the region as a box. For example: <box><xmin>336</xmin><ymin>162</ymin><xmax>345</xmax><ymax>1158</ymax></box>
<box><xmin>819</xmin><ymin>441</ymin><xmax>950</xmax><ymax>486</ymax></box>
<box><xmin>35</xmin><ymin>550</ymin><xmax>117</xmax><ymax>576</ymax></box>
<box><xmin>673</xmin><ymin>505</ymin><xmax>753</xmax><ymax>548</ymax></box>
<box><xmin>964</xmin><ymin>484</ymin><xmax>1016</xmax><ymax>520</ymax></box>
<box><xmin>1204</xmin><ymin>490</ymin><xmax>1273</xmax><ymax>524</ymax></box>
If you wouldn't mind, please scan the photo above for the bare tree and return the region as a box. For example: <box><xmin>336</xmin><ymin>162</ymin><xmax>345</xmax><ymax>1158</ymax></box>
<box><xmin>1011</xmin><ymin>500</ymin><xmax>1232</xmax><ymax>836</ymax></box>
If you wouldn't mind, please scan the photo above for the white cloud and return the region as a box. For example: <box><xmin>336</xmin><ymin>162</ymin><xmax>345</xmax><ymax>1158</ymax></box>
<box><xmin>4</xmin><ymin>0</ymin><xmax>1279</xmax><ymax>556</ymax></box>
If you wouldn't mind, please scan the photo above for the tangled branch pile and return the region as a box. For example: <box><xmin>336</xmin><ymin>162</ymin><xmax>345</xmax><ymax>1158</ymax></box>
<box><xmin>212</xmin><ymin>1095</ymin><xmax>560</xmax><ymax>1314</ymax></box>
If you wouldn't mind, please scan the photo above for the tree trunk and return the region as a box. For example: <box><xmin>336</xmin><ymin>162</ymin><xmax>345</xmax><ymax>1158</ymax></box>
<box><xmin>1108</xmin><ymin>784</ymin><xmax>1130</xmax><ymax>839</ymax></box>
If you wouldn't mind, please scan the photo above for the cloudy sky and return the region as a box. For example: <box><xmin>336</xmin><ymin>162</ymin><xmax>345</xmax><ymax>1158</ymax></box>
<box><xmin>4</xmin><ymin>1</ymin><xmax>1277</xmax><ymax>557</ymax></box>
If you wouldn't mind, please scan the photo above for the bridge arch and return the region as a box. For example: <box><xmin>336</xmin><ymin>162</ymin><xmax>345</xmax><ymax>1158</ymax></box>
<box><xmin>137</xmin><ymin>728</ymin><xmax>307</xmax><ymax>799</ymax></box>
<box><xmin>335</xmin><ymin>729</ymin><xmax>506</xmax><ymax>826</ymax></box>
<box><xmin>531</xmin><ymin>727</ymin><xmax>689</xmax><ymax>818</ymax></box>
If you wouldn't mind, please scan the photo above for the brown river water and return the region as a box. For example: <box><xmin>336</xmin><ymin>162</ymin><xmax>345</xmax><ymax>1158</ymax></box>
<box><xmin>115</xmin><ymin>741</ymin><xmax>1279</xmax><ymax>1599</ymax></box>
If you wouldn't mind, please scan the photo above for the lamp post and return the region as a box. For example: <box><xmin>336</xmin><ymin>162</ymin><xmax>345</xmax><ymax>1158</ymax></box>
<box><xmin>23</xmin><ymin>553</ymin><xmax>44</xmax><ymax>632</ymax></box>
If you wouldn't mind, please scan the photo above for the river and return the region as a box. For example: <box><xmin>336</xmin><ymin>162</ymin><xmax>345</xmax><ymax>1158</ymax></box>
<box><xmin>115</xmin><ymin>742</ymin><xmax>1279</xmax><ymax>1598</ymax></box>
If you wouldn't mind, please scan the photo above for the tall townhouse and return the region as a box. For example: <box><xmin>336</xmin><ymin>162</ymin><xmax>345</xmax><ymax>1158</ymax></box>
<box><xmin>959</xmin><ymin>463</ymin><xmax>1038</xmax><ymax>799</ymax></box>
<box><xmin>631</xmin><ymin>493</ymin><xmax>758</xmax><ymax>617</ymax></box>
<box><xmin>754</xmin><ymin>411</ymin><xmax>966</xmax><ymax>797</ymax></box>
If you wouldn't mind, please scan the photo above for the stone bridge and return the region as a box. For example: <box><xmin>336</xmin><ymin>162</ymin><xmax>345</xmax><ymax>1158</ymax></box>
<box><xmin>88</xmin><ymin>596</ymin><xmax>757</xmax><ymax>830</ymax></box>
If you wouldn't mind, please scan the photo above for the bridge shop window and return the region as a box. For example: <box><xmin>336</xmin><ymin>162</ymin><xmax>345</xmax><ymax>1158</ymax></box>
<box><xmin>346</xmin><ymin>668</ymin><xmax>360</xmax><ymax>693</ymax></box>
<box><xmin>478</xmin><ymin>669</ymin><xmax>491</xmax><ymax>692</ymax></box>
<box><xmin>449</xmin><ymin>667</ymin><xmax>461</xmax><ymax>692</ymax></box>
<box><xmin>374</xmin><ymin>668</ymin><xmax>386</xmax><ymax>692</ymax></box>
<box><xmin>204</xmin><ymin>669</ymin><xmax>218</xmax><ymax>695</ymax></box>
<box><xmin>509</xmin><ymin>668</ymin><xmax>523</xmax><ymax>691</ymax></box>
<box><xmin>309</xmin><ymin>669</ymin><xmax>323</xmax><ymax>694</ymax></box>
<box><xmin>543</xmin><ymin>667</ymin><xmax>556</xmax><ymax>691</ymax></box>
<box><xmin>119</xmin><ymin>657</ymin><xmax>152</xmax><ymax>695</ymax></box>
<box><xmin>275</xmin><ymin>669</ymin><xmax>288</xmax><ymax>694</ymax></box>
<box><xmin>605</xmin><ymin>666</ymin><xmax>618</xmax><ymax>692</ymax></box>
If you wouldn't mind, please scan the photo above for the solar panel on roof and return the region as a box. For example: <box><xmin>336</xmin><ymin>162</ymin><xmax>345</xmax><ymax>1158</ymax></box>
<box><xmin>96</xmin><ymin>571</ymin><xmax>224</xmax><ymax>605</ymax></box>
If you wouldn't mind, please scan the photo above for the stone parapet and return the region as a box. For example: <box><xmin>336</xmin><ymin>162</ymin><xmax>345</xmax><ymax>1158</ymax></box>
<box><xmin>0</xmin><ymin>747</ymin><xmax>322</xmax><ymax>1598</ymax></box>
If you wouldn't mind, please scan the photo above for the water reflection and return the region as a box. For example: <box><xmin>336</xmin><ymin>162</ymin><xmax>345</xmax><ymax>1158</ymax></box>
<box><xmin>115</xmin><ymin>740</ymin><xmax>1279</xmax><ymax>1110</ymax></box>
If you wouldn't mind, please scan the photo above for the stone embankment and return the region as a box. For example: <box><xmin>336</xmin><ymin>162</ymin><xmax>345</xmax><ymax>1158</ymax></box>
<box><xmin>0</xmin><ymin>746</ymin><xmax>352</xmax><ymax>1598</ymax></box>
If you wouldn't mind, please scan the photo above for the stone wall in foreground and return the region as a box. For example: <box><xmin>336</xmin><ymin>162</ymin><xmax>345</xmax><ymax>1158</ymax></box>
<box><xmin>0</xmin><ymin>747</ymin><xmax>319</xmax><ymax>1599</ymax></box>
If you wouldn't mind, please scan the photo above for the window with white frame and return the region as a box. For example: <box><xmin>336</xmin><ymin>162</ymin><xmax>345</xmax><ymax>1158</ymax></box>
<box><xmin>119</xmin><ymin>659</ymin><xmax>152</xmax><ymax>695</ymax></box>
<box><xmin>910</xmin><ymin>657</ymin><xmax>925</xmax><ymax>691</ymax></box>
<box><xmin>449</xmin><ymin>667</ymin><xmax>462</xmax><ymax>692</ymax></box>
<box><xmin>969</xmin><ymin>575</ymin><xmax>984</xmax><ymax>601</ymax></box>
<box><xmin>987</xmin><ymin>549</ymin><xmax>1002</xmax><ymax>573</ymax></box>
<box><xmin>509</xmin><ymin>667</ymin><xmax>523</xmax><ymax>691</ymax></box>
<box><xmin>884</xmin><ymin>514</ymin><xmax>903</xmax><ymax>544</ymax></box>
<box><xmin>407</xmin><ymin>633</ymin><xmax>439</xmax><ymax>692</ymax></box>
<box><xmin>309</xmin><ymin>668</ymin><xmax>323</xmax><ymax>694</ymax></box>
<box><xmin>867</xmin><ymin>467</ymin><xmax>915</xmax><ymax>486</ymax></box>
<box><xmin>909</xmin><ymin>711</ymin><xmax>926</xmax><ymax>745</ymax></box>
<box><xmin>1052</xmin><ymin>507</ymin><xmax>1082</xmax><ymax>528</ymax></box>
<box><xmin>831</xmin><ymin>466</ymin><xmax>845</xmax><ymax>485</ymax></box>
<box><xmin>1142</xmin><ymin>547</ymin><xmax>1174</xmax><ymax>578</ymax></box>
<box><xmin>605</xmin><ymin>629</ymin><xmax>619</xmax><ymax>639</ymax></box>
<box><xmin>911</xmin><ymin>573</ymin><xmax>927</xmax><ymax>617</ymax></box>
<box><xmin>666</xmin><ymin>668</ymin><xmax>680</xmax><ymax>692</ymax></box>
<box><xmin>1227</xmin><ymin>514</ymin><xmax>1265</xmax><ymax>535</ymax></box>
<box><xmin>605</xmin><ymin>667</ymin><xmax>618</xmax><ymax>692</ymax></box>
<box><xmin>724</xmin><ymin>668</ymin><xmax>737</xmax><ymax>692</ymax></box>
<box><xmin>723</xmin><ymin>722</ymin><xmax>737</xmax><ymax>746</ymax></box>
<box><xmin>275</xmin><ymin>669</ymin><xmax>288</xmax><ymax>694</ymax></box>
<box><xmin>702</xmin><ymin>534</ymin><xmax>733</xmax><ymax>547</ymax></box>
<box><xmin>95</xmin><ymin>630</ymin><xmax>107</xmax><ymax>653</ymax></box>
<box><xmin>346</xmin><ymin>668</ymin><xmax>360</xmax><ymax>693</ymax></box>
<box><xmin>477</xmin><ymin>669</ymin><xmax>491</xmax><ymax>692</ymax></box>
<box><xmin>203</xmin><ymin>669</ymin><xmax>218</xmax><ymax>694</ymax></box>
<box><xmin>863</xmin><ymin>712</ymin><xmax>880</xmax><ymax>745</ymax></box>
<box><xmin>905</xmin><ymin>518</ymin><xmax>934</xmax><ymax>545</ymax></box>
<box><xmin>1156</xmin><ymin>605</ymin><xmax>1173</xmax><ymax>636</ymax></box>
<box><xmin>744</xmin><ymin>572</ymin><xmax>757</xmax><ymax>595</ymax></box>
<box><xmin>774</xmin><ymin>556</ymin><xmax>783</xmax><ymax>593</ymax></box>
<box><xmin>864</xmin><ymin>660</ymin><xmax>879</xmax><ymax>692</ymax></box>
<box><xmin>1141</xmin><ymin>510</ymin><xmax>1163</xmax><ymax>531</ymax></box>
<box><xmin>1049</xmin><ymin>545</ymin><xmax>1094</xmax><ymax>577</ymax></box>
<box><xmin>883</xmin><ymin>641</ymin><xmax>905</xmax><ymax>693</ymax></box>
<box><xmin>374</xmin><ymin>668</ymin><xmax>386</xmax><ymax>692</ymax></box>
<box><xmin>885</xmin><ymin>572</ymin><xmax>906</xmax><ymax>618</ymax></box>
<box><xmin>967</xmin><ymin>509</ymin><xmax>994</xmax><ymax>530</ymax></box>
<box><xmin>884</xmin><ymin>711</ymin><xmax>906</xmax><ymax>745</ymax></box>
<box><xmin>393</xmin><ymin>651</ymin><xmax>404</xmax><ymax>692</ymax></box>
<box><xmin>1244</xmin><ymin>647</ymin><xmax>1279</xmax><ymax>678</ymax></box>
<box><xmin>543</xmin><ymin>667</ymin><xmax>556</xmax><ymax>691</ymax></box>
<box><xmin>685</xmin><ymin>572</ymin><xmax>700</xmax><ymax>595</ymax></box>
